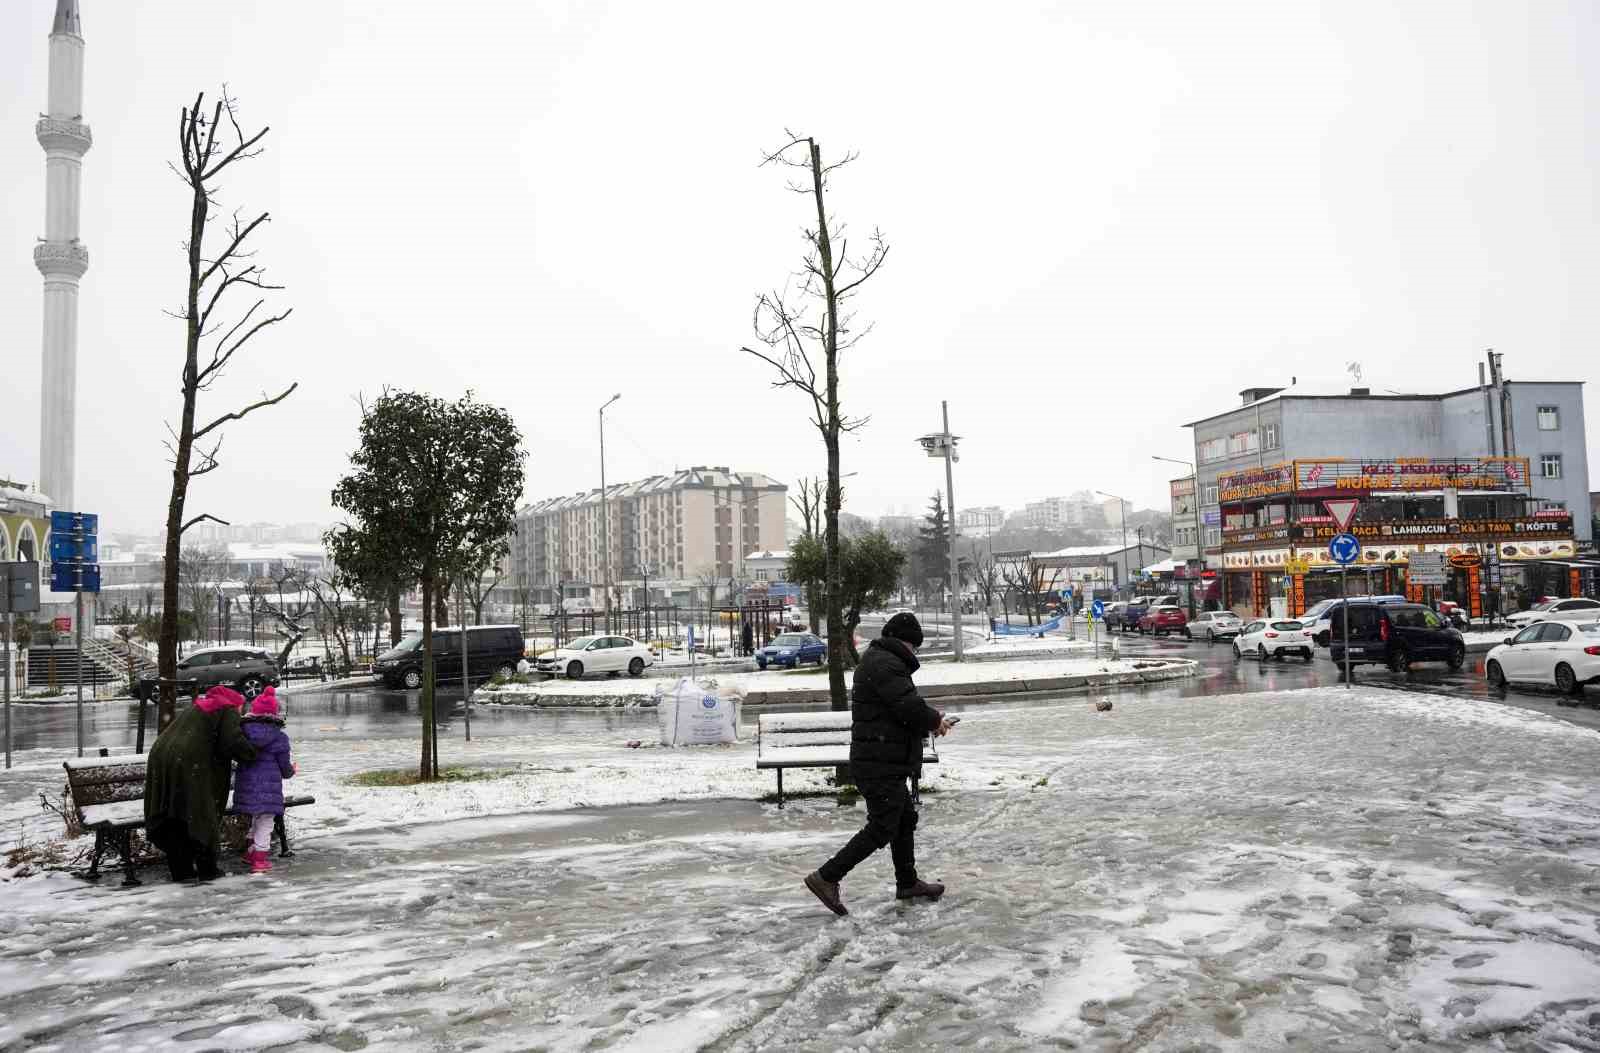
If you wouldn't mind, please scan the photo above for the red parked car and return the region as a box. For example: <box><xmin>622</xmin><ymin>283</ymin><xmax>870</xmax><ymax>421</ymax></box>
<box><xmin>1138</xmin><ymin>605</ymin><xmax>1189</xmax><ymax>636</ymax></box>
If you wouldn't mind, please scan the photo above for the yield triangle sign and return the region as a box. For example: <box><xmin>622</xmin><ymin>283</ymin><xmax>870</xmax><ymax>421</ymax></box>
<box><xmin>1324</xmin><ymin>498</ymin><xmax>1360</xmax><ymax>532</ymax></box>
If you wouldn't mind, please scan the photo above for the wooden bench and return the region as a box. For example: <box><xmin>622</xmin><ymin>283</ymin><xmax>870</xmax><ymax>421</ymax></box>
<box><xmin>755</xmin><ymin>711</ymin><xmax>938</xmax><ymax>807</ymax></box>
<box><xmin>63</xmin><ymin>754</ymin><xmax>315</xmax><ymax>887</ymax></box>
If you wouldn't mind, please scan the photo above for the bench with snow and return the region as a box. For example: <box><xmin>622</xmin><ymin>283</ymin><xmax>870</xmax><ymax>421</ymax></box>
<box><xmin>755</xmin><ymin>710</ymin><xmax>938</xmax><ymax>807</ymax></box>
<box><xmin>63</xmin><ymin>754</ymin><xmax>315</xmax><ymax>887</ymax></box>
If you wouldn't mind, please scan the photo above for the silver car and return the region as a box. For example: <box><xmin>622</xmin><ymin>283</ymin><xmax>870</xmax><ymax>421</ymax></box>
<box><xmin>1189</xmin><ymin>610</ymin><xmax>1243</xmax><ymax>643</ymax></box>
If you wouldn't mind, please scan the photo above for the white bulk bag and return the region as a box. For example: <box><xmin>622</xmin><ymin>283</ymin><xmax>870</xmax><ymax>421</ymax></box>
<box><xmin>656</xmin><ymin>678</ymin><xmax>741</xmax><ymax>746</ymax></box>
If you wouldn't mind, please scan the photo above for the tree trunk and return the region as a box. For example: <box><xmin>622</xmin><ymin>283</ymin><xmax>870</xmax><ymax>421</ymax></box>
<box><xmin>435</xmin><ymin>580</ymin><xmax>451</xmax><ymax>628</ymax></box>
<box><xmin>420</xmin><ymin>574</ymin><xmax>436</xmax><ymax>780</ymax></box>
<box><xmin>156</xmin><ymin>150</ymin><xmax>211</xmax><ymax>732</ymax></box>
<box><xmin>844</xmin><ymin>605</ymin><xmax>863</xmax><ymax>666</ymax></box>
<box><xmin>806</xmin><ymin>582</ymin><xmax>821</xmax><ymax>635</ymax></box>
<box><xmin>387</xmin><ymin>585</ymin><xmax>402</xmax><ymax>646</ymax></box>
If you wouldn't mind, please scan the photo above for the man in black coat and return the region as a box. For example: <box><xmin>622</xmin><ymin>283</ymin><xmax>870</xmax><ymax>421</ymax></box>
<box><xmin>805</xmin><ymin>612</ymin><xmax>953</xmax><ymax>915</ymax></box>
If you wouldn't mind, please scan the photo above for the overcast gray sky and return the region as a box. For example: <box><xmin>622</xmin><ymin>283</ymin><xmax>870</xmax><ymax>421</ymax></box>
<box><xmin>3</xmin><ymin>0</ymin><xmax>1597</xmax><ymax>535</ymax></box>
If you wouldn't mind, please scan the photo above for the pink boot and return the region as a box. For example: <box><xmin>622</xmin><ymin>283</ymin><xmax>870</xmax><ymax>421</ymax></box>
<box><xmin>248</xmin><ymin>849</ymin><xmax>273</xmax><ymax>874</ymax></box>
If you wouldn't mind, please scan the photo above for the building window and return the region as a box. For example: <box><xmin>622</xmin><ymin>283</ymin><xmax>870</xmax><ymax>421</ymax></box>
<box><xmin>1541</xmin><ymin>454</ymin><xmax>1562</xmax><ymax>479</ymax></box>
<box><xmin>1203</xmin><ymin>527</ymin><xmax>1221</xmax><ymax>547</ymax></box>
<box><xmin>1203</xmin><ymin>485</ymin><xmax>1219</xmax><ymax>505</ymax></box>
<box><xmin>1262</xmin><ymin>423</ymin><xmax>1279</xmax><ymax>450</ymax></box>
<box><xmin>1198</xmin><ymin>438</ymin><xmax>1226</xmax><ymax>464</ymax></box>
<box><xmin>1537</xmin><ymin>406</ymin><xmax>1560</xmax><ymax>431</ymax></box>
<box><xmin>1226</xmin><ymin>430</ymin><xmax>1259</xmax><ymax>457</ymax></box>
<box><xmin>755</xmin><ymin>570</ymin><xmax>768</xmax><ymax>581</ymax></box>
<box><xmin>1539</xmin><ymin>500</ymin><xmax>1566</xmax><ymax>513</ymax></box>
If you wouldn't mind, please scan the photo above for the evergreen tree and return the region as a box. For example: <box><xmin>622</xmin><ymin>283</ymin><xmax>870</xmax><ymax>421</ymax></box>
<box><xmin>918</xmin><ymin>493</ymin><xmax>950</xmax><ymax>598</ymax></box>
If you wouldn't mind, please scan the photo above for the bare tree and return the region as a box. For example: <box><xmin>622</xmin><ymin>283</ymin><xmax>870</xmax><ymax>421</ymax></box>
<box><xmin>967</xmin><ymin>541</ymin><xmax>1001</xmax><ymax>622</ymax></box>
<box><xmin>156</xmin><ymin>89</ymin><xmax>296</xmax><ymax>728</ymax></box>
<box><xmin>789</xmin><ymin>476</ymin><xmax>825</xmax><ymax>633</ymax></box>
<box><xmin>304</xmin><ymin>572</ymin><xmax>357</xmax><ymax>672</ymax></box>
<box><xmin>254</xmin><ymin>565</ymin><xmax>314</xmax><ymax>668</ymax></box>
<box><xmin>694</xmin><ymin>566</ymin><xmax>721</xmax><ymax>650</ymax></box>
<box><xmin>743</xmin><ymin>134</ymin><xmax>888</xmax><ymax>713</ymax></box>
<box><xmin>176</xmin><ymin>544</ymin><xmax>229</xmax><ymax>643</ymax></box>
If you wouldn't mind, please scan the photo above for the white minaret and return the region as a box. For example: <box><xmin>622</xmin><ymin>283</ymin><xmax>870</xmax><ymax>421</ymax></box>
<box><xmin>36</xmin><ymin>0</ymin><xmax>90</xmax><ymax>511</ymax></box>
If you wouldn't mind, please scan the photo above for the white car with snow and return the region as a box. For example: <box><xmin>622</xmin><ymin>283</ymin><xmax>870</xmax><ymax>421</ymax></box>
<box><xmin>1233</xmin><ymin>618</ymin><xmax>1314</xmax><ymax>662</ymax></box>
<box><xmin>535</xmin><ymin>635</ymin><xmax>655</xmax><ymax>679</ymax></box>
<box><xmin>1485</xmin><ymin>621</ymin><xmax>1600</xmax><ymax>697</ymax></box>
<box><xmin>1504</xmin><ymin>597</ymin><xmax>1600</xmax><ymax>631</ymax></box>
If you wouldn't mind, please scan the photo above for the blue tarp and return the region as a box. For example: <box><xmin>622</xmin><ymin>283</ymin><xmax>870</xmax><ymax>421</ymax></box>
<box><xmin>990</xmin><ymin>614</ymin><xmax>1065</xmax><ymax>637</ymax></box>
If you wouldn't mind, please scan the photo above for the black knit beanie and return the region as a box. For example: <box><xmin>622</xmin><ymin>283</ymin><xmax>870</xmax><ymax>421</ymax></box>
<box><xmin>883</xmin><ymin>612</ymin><xmax>924</xmax><ymax>648</ymax></box>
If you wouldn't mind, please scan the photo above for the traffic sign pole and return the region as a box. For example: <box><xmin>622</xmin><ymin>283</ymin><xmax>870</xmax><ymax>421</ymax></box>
<box><xmin>76</xmin><ymin>590</ymin><xmax>83</xmax><ymax>757</ymax></box>
<box><xmin>1342</xmin><ymin>562</ymin><xmax>1351</xmax><ymax>689</ymax></box>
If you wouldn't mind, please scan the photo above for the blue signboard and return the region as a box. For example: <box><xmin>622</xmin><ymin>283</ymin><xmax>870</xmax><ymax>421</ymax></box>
<box><xmin>50</xmin><ymin>563</ymin><xmax>101</xmax><ymax>593</ymax></box>
<box><xmin>49</xmin><ymin>511</ymin><xmax>98</xmax><ymax>535</ymax></box>
<box><xmin>1328</xmin><ymin>533</ymin><xmax>1362</xmax><ymax>566</ymax></box>
<box><xmin>1091</xmin><ymin>599</ymin><xmax>1105</xmax><ymax>620</ymax></box>
<box><xmin>49</xmin><ymin>533</ymin><xmax>98</xmax><ymax>563</ymax></box>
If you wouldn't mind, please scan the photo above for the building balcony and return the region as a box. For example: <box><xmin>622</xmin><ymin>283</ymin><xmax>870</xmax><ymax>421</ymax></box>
<box><xmin>34</xmin><ymin>240</ymin><xmax>89</xmax><ymax>278</ymax></box>
<box><xmin>36</xmin><ymin>117</ymin><xmax>92</xmax><ymax>154</ymax></box>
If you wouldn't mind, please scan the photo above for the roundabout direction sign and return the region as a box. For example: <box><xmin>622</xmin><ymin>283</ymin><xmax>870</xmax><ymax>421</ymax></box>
<box><xmin>1328</xmin><ymin>532</ymin><xmax>1361</xmax><ymax>566</ymax></box>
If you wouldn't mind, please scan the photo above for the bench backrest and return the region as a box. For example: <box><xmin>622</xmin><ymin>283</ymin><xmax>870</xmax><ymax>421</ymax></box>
<box><xmin>757</xmin><ymin>711</ymin><xmax>937</xmax><ymax>760</ymax></box>
<box><xmin>63</xmin><ymin>757</ymin><xmax>148</xmax><ymax>816</ymax></box>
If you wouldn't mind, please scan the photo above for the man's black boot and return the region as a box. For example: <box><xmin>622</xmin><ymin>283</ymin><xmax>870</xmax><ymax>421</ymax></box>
<box><xmin>896</xmin><ymin>879</ymin><xmax>945</xmax><ymax>902</ymax></box>
<box><xmin>805</xmin><ymin>871</ymin><xmax>849</xmax><ymax>916</ymax></box>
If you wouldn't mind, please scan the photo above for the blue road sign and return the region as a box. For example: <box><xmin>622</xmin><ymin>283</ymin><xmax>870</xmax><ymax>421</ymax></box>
<box><xmin>49</xmin><ymin>533</ymin><xmax>98</xmax><ymax>564</ymax></box>
<box><xmin>50</xmin><ymin>563</ymin><xmax>101</xmax><ymax>593</ymax></box>
<box><xmin>49</xmin><ymin>511</ymin><xmax>98</xmax><ymax>535</ymax></box>
<box><xmin>1091</xmin><ymin>599</ymin><xmax>1105</xmax><ymax>620</ymax></box>
<box><xmin>1328</xmin><ymin>532</ymin><xmax>1362</xmax><ymax>566</ymax></box>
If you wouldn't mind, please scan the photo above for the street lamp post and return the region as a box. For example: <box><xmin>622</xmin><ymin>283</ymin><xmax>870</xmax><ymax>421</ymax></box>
<box><xmin>598</xmin><ymin>393</ymin><xmax>621</xmax><ymax>633</ymax></box>
<box><xmin>918</xmin><ymin>403</ymin><xmax>964</xmax><ymax>661</ymax></box>
<box><xmin>1095</xmin><ymin>490</ymin><xmax>1130</xmax><ymax>598</ymax></box>
<box><xmin>1152</xmin><ymin>455</ymin><xmax>1203</xmax><ymax>615</ymax></box>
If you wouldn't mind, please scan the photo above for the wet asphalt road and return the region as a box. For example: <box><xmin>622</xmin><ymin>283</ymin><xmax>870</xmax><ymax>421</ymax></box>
<box><xmin>6</xmin><ymin>629</ymin><xmax>1597</xmax><ymax>758</ymax></box>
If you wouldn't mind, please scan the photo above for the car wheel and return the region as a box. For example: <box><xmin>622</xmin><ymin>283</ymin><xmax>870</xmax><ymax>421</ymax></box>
<box><xmin>1232</xmin><ymin>642</ymin><xmax>1242</xmax><ymax>660</ymax></box>
<box><xmin>1446</xmin><ymin>644</ymin><xmax>1465</xmax><ymax>673</ymax></box>
<box><xmin>1205</xmin><ymin>629</ymin><xmax>1214</xmax><ymax>644</ymax></box>
<box><xmin>238</xmin><ymin>676</ymin><xmax>264</xmax><ymax>700</ymax></box>
<box><xmin>402</xmin><ymin>668</ymin><xmax>423</xmax><ymax>690</ymax></box>
<box><xmin>757</xmin><ymin>659</ymin><xmax>767</xmax><ymax>670</ymax></box>
<box><xmin>566</xmin><ymin>660</ymin><xmax>584</xmax><ymax>680</ymax></box>
<box><xmin>1555</xmin><ymin>662</ymin><xmax>1581</xmax><ymax>696</ymax></box>
<box><xmin>1486</xmin><ymin>660</ymin><xmax>1506</xmax><ymax>688</ymax></box>
<box><xmin>1302</xmin><ymin>649</ymin><xmax>1313</xmax><ymax>662</ymax></box>
<box><xmin>1259</xmin><ymin>644</ymin><xmax>1269</xmax><ymax>662</ymax></box>
<box><xmin>1387</xmin><ymin>646</ymin><xmax>1409</xmax><ymax>674</ymax></box>
<box><xmin>628</xmin><ymin>657</ymin><xmax>645</xmax><ymax>677</ymax></box>
<box><xmin>1182</xmin><ymin>627</ymin><xmax>1191</xmax><ymax>640</ymax></box>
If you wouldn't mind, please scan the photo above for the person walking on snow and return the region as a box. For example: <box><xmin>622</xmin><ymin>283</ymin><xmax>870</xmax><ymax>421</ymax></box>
<box><xmin>233</xmin><ymin>685</ymin><xmax>298</xmax><ymax>874</ymax></box>
<box><xmin>805</xmin><ymin>612</ymin><xmax>954</xmax><ymax>915</ymax></box>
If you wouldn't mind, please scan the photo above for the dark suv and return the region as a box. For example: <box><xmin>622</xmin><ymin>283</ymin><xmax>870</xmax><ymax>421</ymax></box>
<box><xmin>1327</xmin><ymin>602</ymin><xmax>1465</xmax><ymax>673</ymax></box>
<box><xmin>134</xmin><ymin>646</ymin><xmax>280</xmax><ymax>702</ymax></box>
<box><xmin>373</xmin><ymin>624</ymin><xmax>526</xmax><ymax>689</ymax></box>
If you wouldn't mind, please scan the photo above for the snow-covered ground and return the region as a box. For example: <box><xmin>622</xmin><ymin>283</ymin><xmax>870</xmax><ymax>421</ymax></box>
<box><xmin>2</xmin><ymin>685</ymin><xmax>1598</xmax><ymax>1050</ymax></box>
<box><xmin>478</xmin><ymin>651</ymin><xmax>1175</xmax><ymax>706</ymax></box>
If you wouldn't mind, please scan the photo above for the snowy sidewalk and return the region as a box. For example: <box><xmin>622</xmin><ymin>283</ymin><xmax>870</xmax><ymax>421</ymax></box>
<box><xmin>3</xmin><ymin>686</ymin><xmax>1599</xmax><ymax>1050</ymax></box>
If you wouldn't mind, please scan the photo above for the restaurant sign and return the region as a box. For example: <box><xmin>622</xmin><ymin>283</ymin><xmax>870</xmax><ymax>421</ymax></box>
<box><xmin>1293</xmin><ymin>457</ymin><xmax>1531</xmax><ymax>494</ymax></box>
<box><xmin>1217</xmin><ymin>462</ymin><xmax>1294</xmax><ymax>502</ymax></box>
<box><xmin>1294</xmin><ymin>513</ymin><xmax>1571</xmax><ymax>544</ymax></box>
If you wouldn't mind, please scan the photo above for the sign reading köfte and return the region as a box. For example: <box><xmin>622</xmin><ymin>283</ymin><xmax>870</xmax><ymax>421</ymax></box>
<box><xmin>1294</xmin><ymin>514</ymin><xmax>1571</xmax><ymax>544</ymax></box>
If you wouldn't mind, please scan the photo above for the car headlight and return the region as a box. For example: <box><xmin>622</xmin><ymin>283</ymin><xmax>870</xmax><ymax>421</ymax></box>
<box><xmin>780</xmin><ymin>649</ymin><xmax>795</xmax><ymax>656</ymax></box>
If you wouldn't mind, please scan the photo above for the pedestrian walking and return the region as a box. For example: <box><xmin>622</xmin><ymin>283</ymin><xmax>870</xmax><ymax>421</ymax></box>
<box><xmin>805</xmin><ymin>612</ymin><xmax>954</xmax><ymax>916</ymax></box>
<box><xmin>741</xmin><ymin>620</ymin><xmax>754</xmax><ymax>657</ymax></box>
<box><xmin>233</xmin><ymin>686</ymin><xmax>298</xmax><ymax>874</ymax></box>
<box><xmin>143</xmin><ymin>685</ymin><xmax>257</xmax><ymax>883</ymax></box>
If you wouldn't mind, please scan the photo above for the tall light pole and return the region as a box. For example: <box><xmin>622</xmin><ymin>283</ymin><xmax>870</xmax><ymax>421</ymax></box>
<box><xmin>1153</xmin><ymin>454</ymin><xmax>1202</xmax><ymax>614</ymax></box>
<box><xmin>598</xmin><ymin>393</ymin><xmax>621</xmax><ymax>631</ymax></box>
<box><xmin>918</xmin><ymin>402</ymin><xmax>964</xmax><ymax>660</ymax></box>
<box><xmin>1096</xmin><ymin>490</ymin><xmax>1130</xmax><ymax>597</ymax></box>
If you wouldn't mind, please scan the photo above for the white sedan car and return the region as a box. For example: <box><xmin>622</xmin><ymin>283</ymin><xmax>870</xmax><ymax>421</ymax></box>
<box><xmin>536</xmin><ymin>635</ymin><xmax>655</xmax><ymax>679</ymax></box>
<box><xmin>1233</xmin><ymin>619</ymin><xmax>1314</xmax><ymax>662</ymax></box>
<box><xmin>1485</xmin><ymin>621</ymin><xmax>1600</xmax><ymax>697</ymax></box>
<box><xmin>1505</xmin><ymin>597</ymin><xmax>1600</xmax><ymax>630</ymax></box>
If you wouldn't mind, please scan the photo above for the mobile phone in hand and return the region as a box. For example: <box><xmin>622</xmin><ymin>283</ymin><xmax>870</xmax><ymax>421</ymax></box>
<box><xmin>945</xmin><ymin>716</ymin><xmax>961</xmax><ymax>726</ymax></box>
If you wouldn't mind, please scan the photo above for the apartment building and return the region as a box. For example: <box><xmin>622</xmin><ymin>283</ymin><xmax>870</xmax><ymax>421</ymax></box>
<box><xmin>511</xmin><ymin>467</ymin><xmax>787</xmax><ymax>607</ymax></box>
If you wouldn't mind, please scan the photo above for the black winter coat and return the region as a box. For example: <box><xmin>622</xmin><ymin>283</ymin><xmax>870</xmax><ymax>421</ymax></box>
<box><xmin>849</xmin><ymin>637</ymin><xmax>942</xmax><ymax>779</ymax></box>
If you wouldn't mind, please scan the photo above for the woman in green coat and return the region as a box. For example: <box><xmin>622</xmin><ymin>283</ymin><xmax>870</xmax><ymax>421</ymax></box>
<box><xmin>143</xmin><ymin>684</ymin><xmax>258</xmax><ymax>882</ymax></box>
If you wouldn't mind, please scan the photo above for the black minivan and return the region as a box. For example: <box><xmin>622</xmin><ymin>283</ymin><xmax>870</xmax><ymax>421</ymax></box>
<box><xmin>373</xmin><ymin>624</ymin><xmax>526</xmax><ymax>689</ymax></box>
<box><xmin>1326</xmin><ymin>602</ymin><xmax>1465</xmax><ymax>673</ymax></box>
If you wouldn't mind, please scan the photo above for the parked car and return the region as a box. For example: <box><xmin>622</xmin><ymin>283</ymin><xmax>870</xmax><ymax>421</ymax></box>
<box><xmin>133</xmin><ymin>646</ymin><xmax>280</xmax><ymax>703</ymax></box>
<box><xmin>374</xmin><ymin>624</ymin><xmax>527</xmax><ymax>689</ymax></box>
<box><xmin>1485</xmin><ymin>621</ymin><xmax>1600</xmax><ymax>696</ymax></box>
<box><xmin>1100</xmin><ymin>601</ymin><xmax>1131</xmax><ymax>630</ymax></box>
<box><xmin>755</xmin><ymin>632</ymin><xmax>827</xmax><ymax>670</ymax></box>
<box><xmin>1304</xmin><ymin>595</ymin><xmax>1408</xmax><ymax>646</ymax></box>
<box><xmin>1435</xmin><ymin>601</ymin><xmax>1471</xmax><ymax>631</ymax></box>
<box><xmin>1234</xmin><ymin>619</ymin><xmax>1314</xmax><ymax>661</ymax></box>
<box><xmin>535</xmin><ymin>634</ymin><xmax>654</xmax><ymax>679</ymax></box>
<box><xmin>1326</xmin><ymin>602</ymin><xmax>1465</xmax><ymax>672</ymax></box>
<box><xmin>1117</xmin><ymin>599</ymin><xmax>1154</xmax><ymax>633</ymax></box>
<box><xmin>1505</xmin><ymin>597</ymin><xmax>1600</xmax><ymax>630</ymax></box>
<box><xmin>1137</xmin><ymin>605</ymin><xmax>1189</xmax><ymax>636</ymax></box>
<box><xmin>1189</xmin><ymin>610</ymin><xmax>1244</xmax><ymax>643</ymax></box>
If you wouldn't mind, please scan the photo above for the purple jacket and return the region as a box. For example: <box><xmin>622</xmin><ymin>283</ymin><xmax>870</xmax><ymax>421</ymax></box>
<box><xmin>233</xmin><ymin>716</ymin><xmax>294</xmax><ymax>815</ymax></box>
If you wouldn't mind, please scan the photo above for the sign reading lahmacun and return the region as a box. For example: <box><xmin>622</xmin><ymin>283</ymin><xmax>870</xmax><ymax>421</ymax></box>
<box><xmin>1294</xmin><ymin>514</ymin><xmax>1572</xmax><ymax>543</ymax></box>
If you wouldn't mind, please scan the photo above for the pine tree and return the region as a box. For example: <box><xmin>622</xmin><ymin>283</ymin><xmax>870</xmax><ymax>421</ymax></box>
<box><xmin>918</xmin><ymin>493</ymin><xmax>950</xmax><ymax>599</ymax></box>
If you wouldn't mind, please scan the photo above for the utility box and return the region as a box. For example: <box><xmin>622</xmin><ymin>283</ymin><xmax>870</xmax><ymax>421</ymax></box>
<box><xmin>1</xmin><ymin>562</ymin><xmax>41</xmax><ymax>615</ymax></box>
